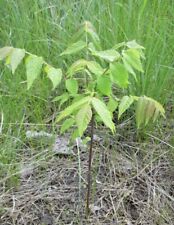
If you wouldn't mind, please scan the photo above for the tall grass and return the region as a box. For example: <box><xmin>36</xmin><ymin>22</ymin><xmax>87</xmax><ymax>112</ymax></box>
<box><xmin>0</xmin><ymin>0</ymin><xmax>173</xmax><ymax>128</ymax></box>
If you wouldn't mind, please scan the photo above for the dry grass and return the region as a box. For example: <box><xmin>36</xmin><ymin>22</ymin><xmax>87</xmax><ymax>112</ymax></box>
<box><xmin>0</xmin><ymin>121</ymin><xmax>173</xmax><ymax>225</ymax></box>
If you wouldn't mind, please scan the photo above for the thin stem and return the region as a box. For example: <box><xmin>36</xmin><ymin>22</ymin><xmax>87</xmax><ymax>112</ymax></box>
<box><xmin>86</xmin><ymin>110</ymin><xmax>94</xmax><ymax>216</ymax></box>
<box><xmin>76</xmin><ymin>138</ymin><xmax>82</xmax><ymax>204</ymax></box>
<box><xmin>85</xmin><ymin>27</ymin><xmax>89</xmax><ymax>86</ymax></box>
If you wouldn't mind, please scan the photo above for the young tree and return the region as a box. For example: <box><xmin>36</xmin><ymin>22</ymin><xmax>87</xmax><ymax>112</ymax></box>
<box><xmin>0</xmin><ymin>21</ymin><xmax>165</xmax><ymax>214</ymax></box>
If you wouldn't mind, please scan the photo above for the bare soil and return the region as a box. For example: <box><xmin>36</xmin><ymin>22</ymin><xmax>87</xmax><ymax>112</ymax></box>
<box><xmin>0</xmin><ymin>121</ymin><xmax>173</xmax><ymax>225</ymax></box>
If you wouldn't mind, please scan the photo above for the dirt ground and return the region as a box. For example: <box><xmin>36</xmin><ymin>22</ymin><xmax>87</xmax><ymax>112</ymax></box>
<box><xmin>0</xmin><ymin>120</ymin><xmax>173</xmax><ymax>225</ymax></box>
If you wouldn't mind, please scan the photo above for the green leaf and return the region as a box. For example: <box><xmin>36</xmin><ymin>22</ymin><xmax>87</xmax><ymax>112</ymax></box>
<box><xmin>45</xmin><ymin>65</ymin><xmax>62</xmax><ymax>90</ymax></box>
<box><xmin>107</xmin><ymin>97</ymin><xmax>118</xmax><ymax>113</ymax></box>
<box><xmin>66</xmin><ymin>79</ymin><xmax>78</xmax><ymax>95</ymax></box>
<box><xmin>52</xmin><ymin>92</ymin><xmax>69</xmax><ymax>102</ymax></box>
<box><xmin>0</xmin><ymin>47</ymin><xmax>13</xmax><ymax>60</ymax></box>
<box><xmin>152</xmin><ymin>109</ymin><xmax>160</xmax><ymax>123</ymax></box>
<box><xmin>9</xmin><ymin>48</ymin><xmax>25</xmax><ymax>74</ymax></box>
<box><xmin>95</xmin><ymin>114</ymin><xmax>102</xmax><ymax>123</ymax></box>
<box><xmin>60</xmin><ymin>118</ymin><xmax>75</xmax><ymax>134</ymax></box>
<box><xmin>146</xmin><ymin>96</ymin><xmax>165</xmax><ymax>117</ymax></box>
<box><xmin>52</xmin><ymin>92</ymin><xmax>70</xmax><ymax>109</ymax></box>
<box><xmin>71</xmin><ymin>94</ymin><xmax>85</xmax><ymax>104</ymax></box>
<box><xmin>87</xmin><ymin>61</ymin><xmax>104</xmax><ymax>76</ymax></box>
<box><xmin>60</xmin><ymin>40</ymin><xmax>86</xmax><ymax>56</ymax></box>
<box><xmin>92</xmin><ymin>97</ymin><xmax>115</xmax><ymax>132</ymax></box>
<box><xmin>113</xmin><ymin>42</ymin><xmax>125</xmax><ymax>50</ymax></box>
<box><xmin>131</xmin><ymin>95</ymin><xmax>139</xmax><ymax>101</ymax></box>
<box><xmin>76</xmin><ymin>103</ymin><xmax>92</xmax><ymax>136</ymax></box>
<box><xmin>126</xmin><ymin>40</ymin><xmax>144</xmax><ymax>49</ymax></box>
<box><xmin>5</xmin><ymin>55</ymin><xmax>11</xmax><ymax>65</ymax></box>
<box><xmin>71</xmin><ymin>129</ymin><xmax>80</xmax><ymax>140</ymax></box>
<box><xmin>110</xmin><ymin>62</ymin><xmax>129</xmax><ymax>88</ymax></box>
<box><xmin>136</xmin><ymin>96</ymin><xmax>165</xmax><ymax>128</ymax></box>
<box><xmin>67</xmin><ymin>60</ymin><xmax>104</xmax><ymax>77</ymax></box>
<box><xmin>144</xmin><ymin>96</ymin><xmax>165</xmax><ymax>122</ymax></box>
<box><xmin>92</xmin><ymin>49</ymin><xmax>120</xmax><ymax>62</ymax></box>
<box><xmin>25</xmin><ymin>55</ymin><xmax>44</xmax><ymax>89</ymax></box>
<box><xmin>97</xmin><ymin>75</ymin><xmax>112</xmax><ymax>96</ymax></box>
<box><xmin>144</xmin><ymin>100</ymin><xmax>156</xmax><ymax>125</ymax></box>
<box><xmin>59</xmin><ymin>94</ymin><xmax>70</xmax><ymax>108</ymax></box>
<box><xmin>136</xmin><ymin>96</ymin><xmax>148</xmax><ymax>128</ymax></box>
<box><xmin>56</xmin><ymin>96</ymin><xmax>91</xmax><ymax>123</ymax></box>
<box><xmin>87</xmin><ymin>82</ymin><xmax>96</xmax><ymax>92</ymax></box>
<box><xmin>118</xmin><ymin>96</ymin><xmax>134</xmax><ymax>119</ymax></box>
<box><xmin>123</xmin><ymin>49</ymin><xmax>143</xmax><ymax>72</ymax></box>
<box><xmin>67</xmin><ymin>59</ymin><xmax>87</xmax><ymax>77</ymax></box>
<box><xmin>88</xmin><ymin>42</ymin><xmax>96</xmax><ymax>52</ymax></box>
<box><xmin>122</xmin><ymin>57</ymin><xmax>136</xmax><ymax>79</ymax></box>
<box><xmin>82</xmin><ymin>136</ymin><xmax>91</xmax><ymax>145</ymax></box>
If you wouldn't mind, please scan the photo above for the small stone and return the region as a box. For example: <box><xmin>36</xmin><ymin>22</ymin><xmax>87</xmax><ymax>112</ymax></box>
<box><xmin>26</xmin><ymin>130</ymin><xmax>53</xmax><ymax>139</ymax></box>
<box><xmin>93</xmin><ymin>134</ymin><xmax>102</xmax><ymax>142</ymax></box>
<box><xmin>52</xmin><ymin>135</ymin><xmax>74</xmax><ymax>155</ymax></box>
<box><xmin>89</xmin><ymin>204</ymin><xmax>101</xmax><ymax>214</ymax></box>
<box><xmin>20</xmin><ymin>164</ymin><xmax>34</xmax><ymax>179</ymax></box>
